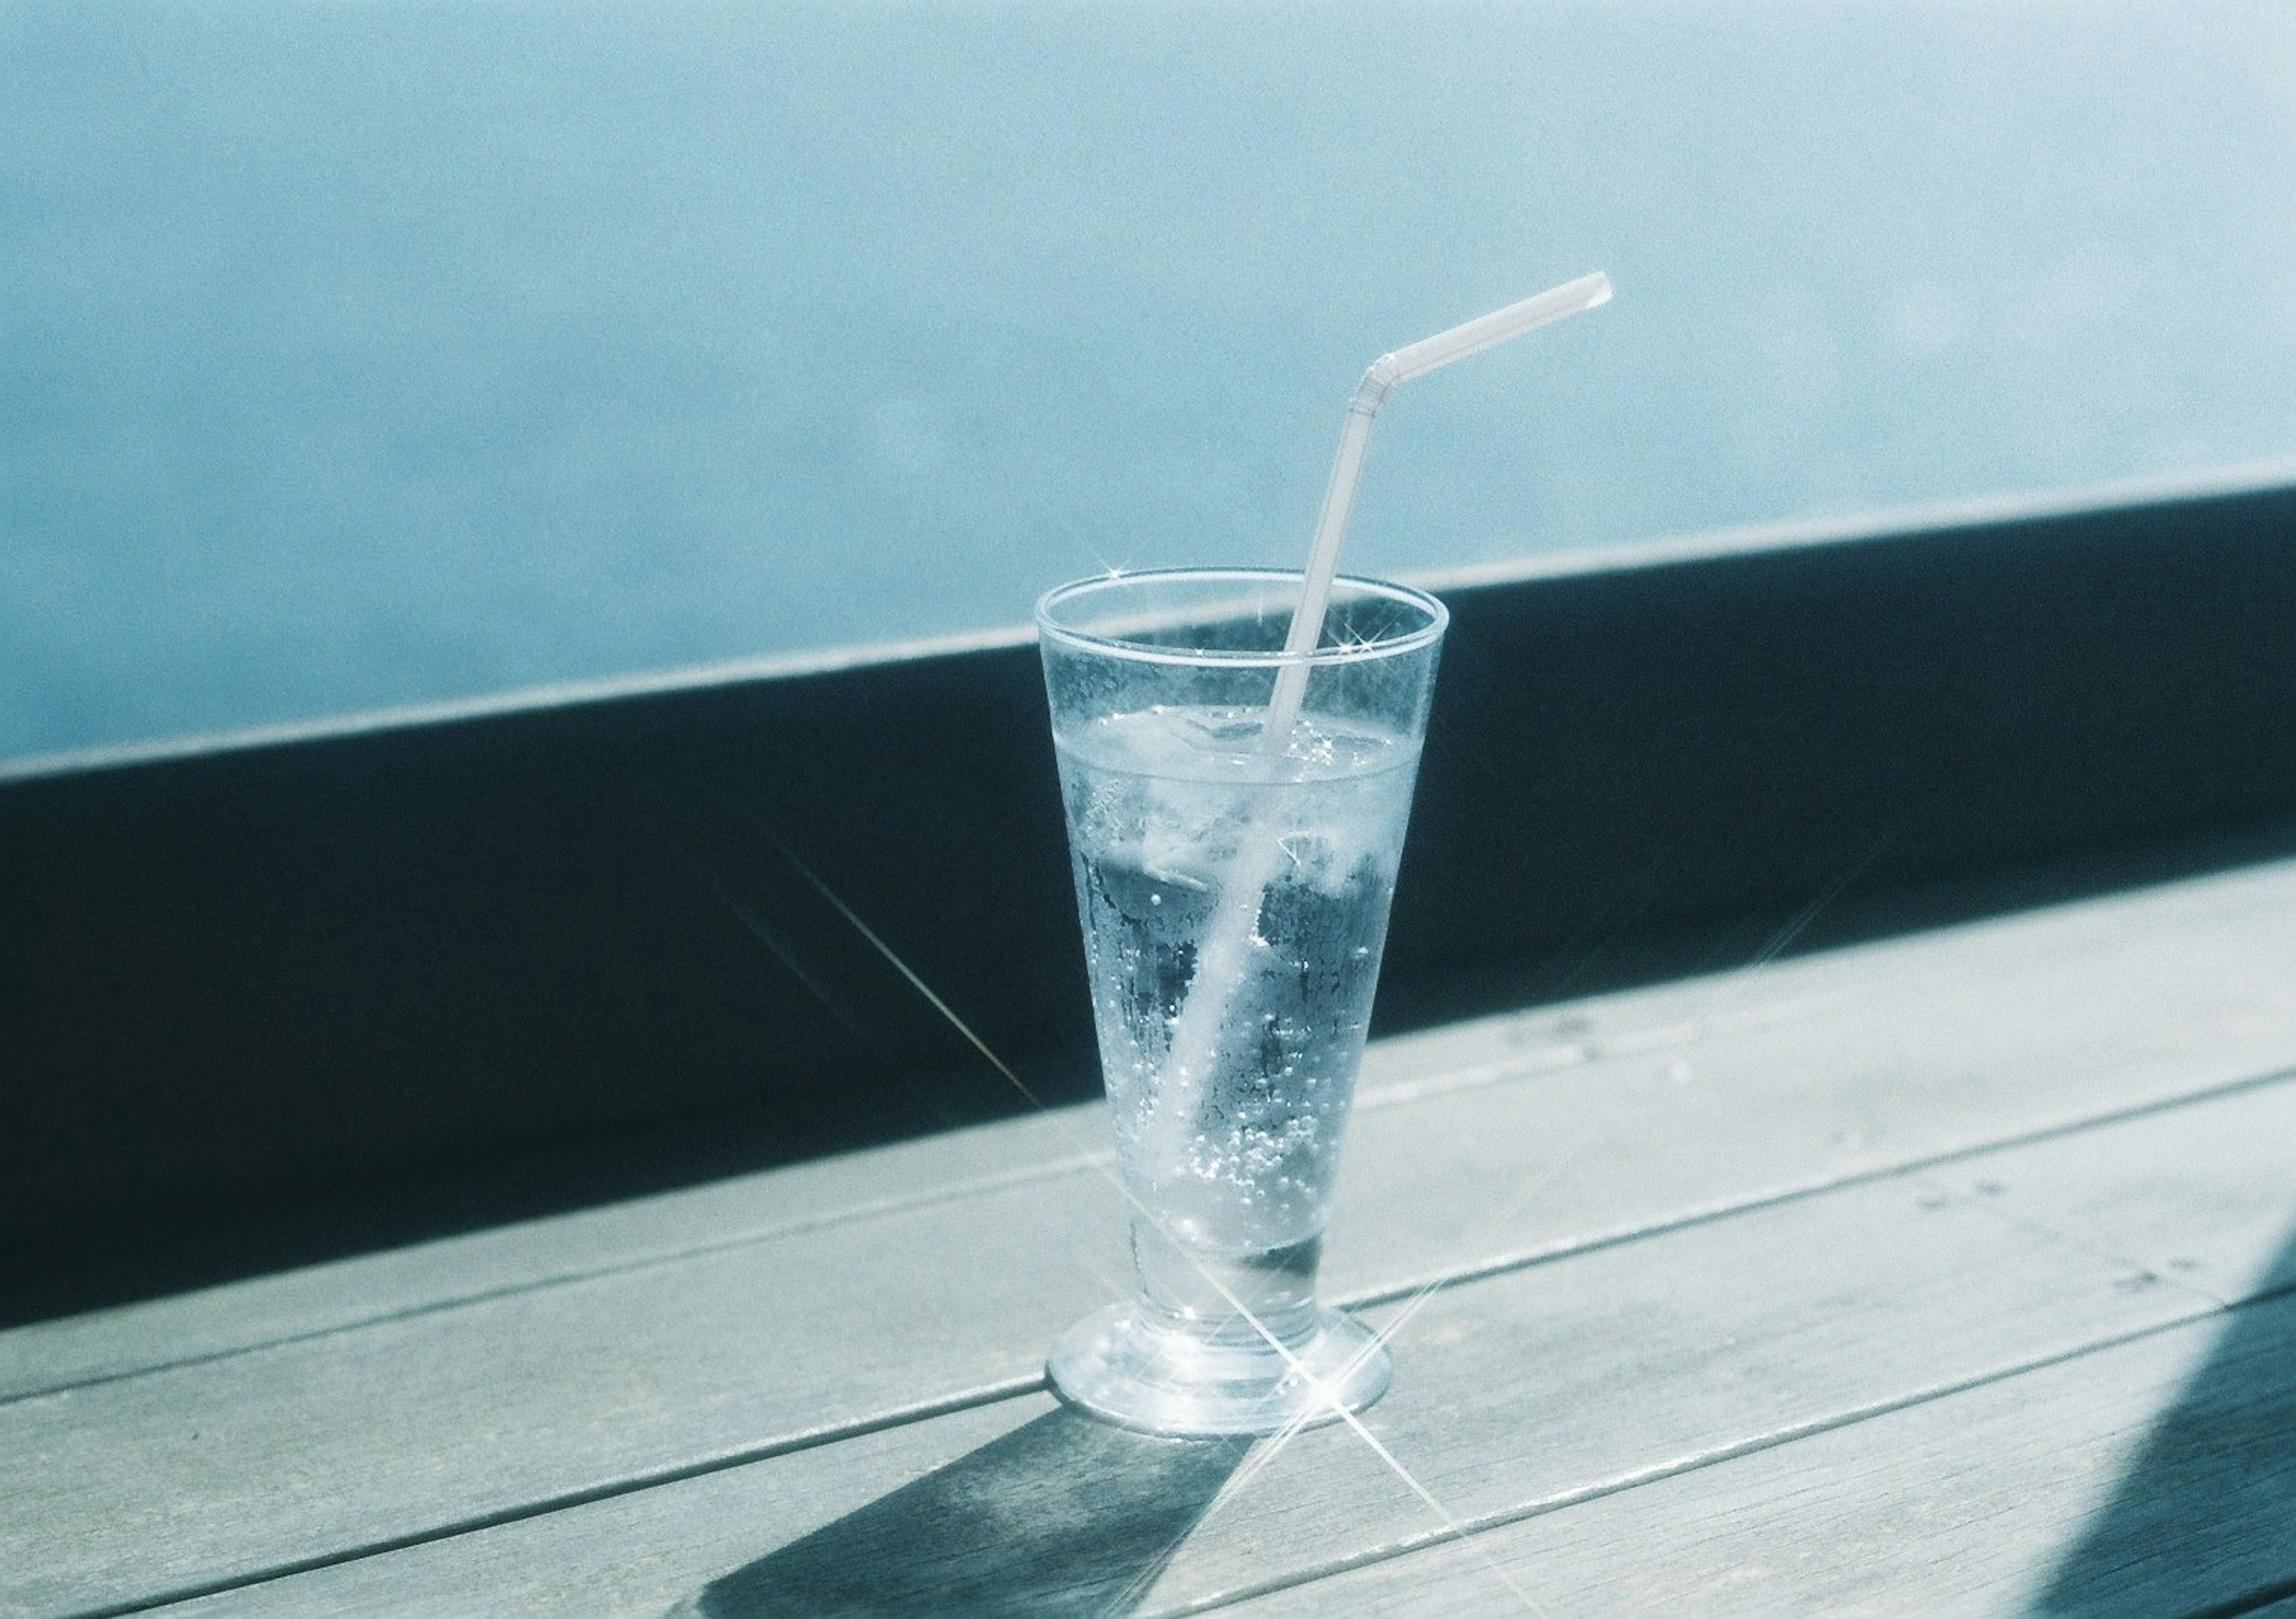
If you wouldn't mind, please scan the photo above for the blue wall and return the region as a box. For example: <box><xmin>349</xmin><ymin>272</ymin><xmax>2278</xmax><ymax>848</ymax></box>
<box><xmin>5</xmin><ymin>1</ymin><xmax>2294</xmax><ymax>757</ymax></box>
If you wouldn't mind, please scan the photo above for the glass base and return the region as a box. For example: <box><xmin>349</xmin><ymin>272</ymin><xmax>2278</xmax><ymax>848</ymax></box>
<box><xmin>1047</xmin><ymin>1301</ymin><xmax>1392</xmax><ymax>1437</ymax></box>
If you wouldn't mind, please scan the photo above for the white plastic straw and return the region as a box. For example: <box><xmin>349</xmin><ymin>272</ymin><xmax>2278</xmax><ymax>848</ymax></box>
<box><xmin>1263</xmin><ymin>271</ymin><xmax>1613</xmax><ymax>741</ymax></box>
<box><xmin>1145</xmin><ymin>274</ymin><xmax>1614</xmax><ymax>1190</ymax></box>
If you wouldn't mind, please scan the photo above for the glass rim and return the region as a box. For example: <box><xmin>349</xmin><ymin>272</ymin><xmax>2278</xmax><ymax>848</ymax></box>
<box><xmin>1034</xmin><ymin>567</ymin><xmax>1448</xmax><ymax>668</ymax></box>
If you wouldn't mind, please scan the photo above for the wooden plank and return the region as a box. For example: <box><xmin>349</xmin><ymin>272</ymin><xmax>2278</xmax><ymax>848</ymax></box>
<box><xmin>121</xmin><ymin>1075</ymin><xmax>2296</xmax><ymax>1619</ymax></box>
<box><xmin>2</xmin><ymin>932</ymin><xmax>1814</xmax><ymax>1402</ymax></box>
<box><xmin>0</xmin><ymin>1169</ymin><xmax>1125</xmax><ymax>1619</ymax></box>
<box><xmin>0</xmin><ymin>1102</ymin><xmax>1100</xmax><ymax>1403</ymax></box>
<box><xmin>1326</xmin><ymin>851</ymin><xmax>2296</xmax><ymax>1301</ymax></box>
<box><xmin>1102</xmin><ymin>1085</ymin><xmax>2296</xmax><ymax>1617</ymax></box>
<box><xmin>1916</xmin><ymin>1080</ymin><xmax>2296</xmax><ymax>1307</ymax></box>
<box><xmin>1211</xmin><ymin>1292</ymin><xmax>2296</xmax><ymax>1618</ymax></box>
<box><xmin>10</xmin><ymin>867</ymin><xmax>2296</xmax><ymax>1613</ymax></box>
<box><xmin>13</xmin><ymin>851</ymin><xmax>2296</xmax><ymax>1404</ymax></box>
<box><xmin>1</xmin><ymin>931</ymin><xmax>1782</xmax><ymax>1402</ymax></box>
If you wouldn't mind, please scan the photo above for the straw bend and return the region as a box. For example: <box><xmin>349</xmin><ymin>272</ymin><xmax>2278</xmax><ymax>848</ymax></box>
<box><xmin>1352</xmin><ymin>353</ymin><xmax>1408</xmax><ymax>416</ymax></box>
<box><xmin>1268</xmin><ymin>270</ymin><xmax>1614</xmax><ymax>723</ymax></box>
<box><xmin>1349</xmin><ymin>273</ymin><xmax>1611</xmax><ymax>419</ymax></box>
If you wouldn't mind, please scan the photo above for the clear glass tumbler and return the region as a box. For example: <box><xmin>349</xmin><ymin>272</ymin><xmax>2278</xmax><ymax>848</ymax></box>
<box><xmin>1036</xmin><ymin>569</ymin><xmax>1446</xmax><ymax>1434</ymax></box>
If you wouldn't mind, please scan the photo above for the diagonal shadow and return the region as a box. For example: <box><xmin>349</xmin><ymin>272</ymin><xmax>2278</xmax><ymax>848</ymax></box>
<box><xmin>2029</xmin><ymin>1222</ymin><xmax>2296</xmax><ymax>1618</ymax></box>
<box><xmin>667</xmin><ymin>1408</ymin><xmax>1249</xmax><ymax>1619</ymax></box>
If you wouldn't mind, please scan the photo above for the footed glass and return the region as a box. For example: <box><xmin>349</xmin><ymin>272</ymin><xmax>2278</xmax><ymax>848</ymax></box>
<box><xmin>1036</xmin><ymin>569</ymin><xmax>1445</xmax><ymax>1435</ymax></box>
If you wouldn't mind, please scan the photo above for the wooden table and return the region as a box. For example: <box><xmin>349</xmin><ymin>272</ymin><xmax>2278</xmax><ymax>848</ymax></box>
<box><xmin>9</xmin><ymin>856</ymin><xmax>2296</xmax><ymax>1617</ymax></box>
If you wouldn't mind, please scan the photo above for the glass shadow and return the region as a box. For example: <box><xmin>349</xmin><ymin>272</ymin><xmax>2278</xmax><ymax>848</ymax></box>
<box><xmin>668</xmin><ymin>1407</ymin><xmax>1248</xmax><ymax>1618</ymax></box>
<box><xmin>2029</xmin><ymin>1221</ymin><xmax>2296</xmax><ymax>1617</ymax></box>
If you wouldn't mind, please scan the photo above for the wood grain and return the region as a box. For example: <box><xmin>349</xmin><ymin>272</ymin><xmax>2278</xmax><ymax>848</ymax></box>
<box><xmin>0</xmin><ymin>1102</ymin><xmax>1100</xmax><ymax>1404</ymax></box>
<box><xmin>13</xmin><ymin>852</ymin><xmax>2296</xmax><ymax>1409</ymax></box>
<box><xmin>126</xmin><ymin>1077</ymin><xmax>2296</xmax><ymax>1619</ymax></box>
<box><xmin>1214</xmin><ymin>1291</ymin><xmax>2296</xmax><ymax>1618</ymax></box>
<box><xmin>10</xmin><ymin>862</ymin><xmax>2296</xmax><ymax>1615</ymax></box>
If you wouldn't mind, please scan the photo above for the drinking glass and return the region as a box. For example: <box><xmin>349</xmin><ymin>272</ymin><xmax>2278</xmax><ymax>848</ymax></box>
<box><xmin>1036</xmin><ymin>568</ymin><xmax>1446</xmax><ymax>1434</ymax></box>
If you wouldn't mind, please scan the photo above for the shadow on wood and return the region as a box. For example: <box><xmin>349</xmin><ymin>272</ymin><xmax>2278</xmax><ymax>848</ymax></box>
<box><xmin>667</xmin><ymin>1409</ymin><xmax>1248</xmax><ymax>1618</ymax></box>
<box><xmin>2029</xmin><ymin>1223</ymin><xmax>2296</xmax><ymax>1618</ymax></box>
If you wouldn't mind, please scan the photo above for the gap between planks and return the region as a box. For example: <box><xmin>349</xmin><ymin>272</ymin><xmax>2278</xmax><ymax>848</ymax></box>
<box><xmin>13</xmin><ymin>848</ymin><xmax>2296</xmax><ymax>1409</ymax></box>
<box><xmin>13</xmin><ymin>914</ymin><xmax>2296</xmax><ymax>1607</ymax></box>
<box><xmin>114</xmin><ymin>1073</ymin><xmax>2296</xmax><ymax>1619</ymax></box>
<box><xmin>1205</xmin><ymin>1284</ymin><xmax>2296</xmax><ymax>1619</ymax></box>
<box><xmin>11</xmin><ymin>860</ymin><xmax>2296</xmax><ymax>1615</ymax></box>
<box><xmin>51</xmin><ymin>1071</ymin><xmax>2296</xmax><ymax>1619</ymax></box>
